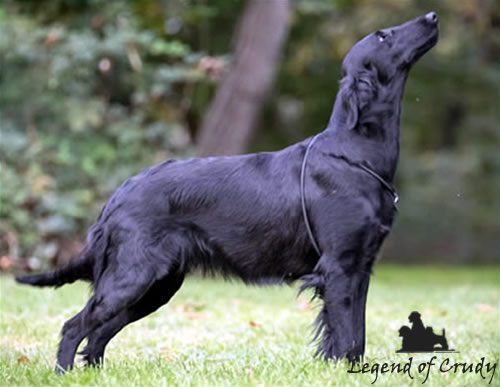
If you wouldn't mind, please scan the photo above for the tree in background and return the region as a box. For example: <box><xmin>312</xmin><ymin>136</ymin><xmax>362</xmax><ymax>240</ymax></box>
<box><xmin>197</xmin><ymin>0</ymin><xmax>291</xmax><ymax>156</ymax></box>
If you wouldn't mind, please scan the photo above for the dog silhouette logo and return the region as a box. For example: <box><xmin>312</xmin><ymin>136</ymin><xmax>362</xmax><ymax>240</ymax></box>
<box><xmin>397</xmin><ymin>311</ymin><xmax>455</xmax><ymax>352</ymax></box>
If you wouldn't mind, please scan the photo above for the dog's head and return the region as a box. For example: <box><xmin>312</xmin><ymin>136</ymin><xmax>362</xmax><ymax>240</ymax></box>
<box><xmin>399</xmin><ymin>325</ymin><xmax>411</xmax><ymax>338</ymax></box>
<box><xmin>334</xmin><ymin>13</ymin><xmax>439</xmax><ymax>130</ymax></box>
<box><xmin>344</xmin><ymin>12</ymin><xmax>439</xmax><ymax>79</ymax></box>
<box><xmin>408</xmin><ymin>311</ymin><xmax>421</xmax><ymax>323</ymax></box>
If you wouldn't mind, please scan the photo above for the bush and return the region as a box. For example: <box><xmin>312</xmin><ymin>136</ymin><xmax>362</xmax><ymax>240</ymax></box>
<box><xmin>0</xmin><ymin>2</ymin><xmax>203</xmax><ymax>266</ymax></box>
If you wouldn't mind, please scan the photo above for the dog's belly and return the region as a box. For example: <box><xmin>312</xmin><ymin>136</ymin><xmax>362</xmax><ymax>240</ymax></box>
<box><xmin>198</xmin><ymin>221</ymin><xmax>320</xmax><ymax>284</ymax></box>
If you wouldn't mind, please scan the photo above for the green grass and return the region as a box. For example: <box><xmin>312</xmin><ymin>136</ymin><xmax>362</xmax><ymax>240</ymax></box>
<box><xmin>1</xmin><ymin>265</ymin><xmax>499</xmax><ymax>386</ymax></box>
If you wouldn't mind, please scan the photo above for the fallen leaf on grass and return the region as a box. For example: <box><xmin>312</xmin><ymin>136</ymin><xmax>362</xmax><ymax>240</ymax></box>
<box><xmin>233</xmin><ymin>299</ymin><xmax>247</xmax><ymax>307</ymax></box>
<box><xmin>249</xmin><ymin>320</ymin><xmax>262</xmax><ymax>327</ymax></box>
<box><xmin>297</xmin><ymin>299</ymin><xmax>311</xmax><ymax>311</ymax></box>
<box><xmin>182</xmin><ymin>302</ymin><xmax>206</xmax><ymax>312</ymax></box>
<box><xmin>184</xmin><ymin>312</ymin><xmax>207</xmax><ymax>320</ymax></box>
<box><xmin>17</xmin><ymin>355</ymin><xmax>29</xmax><ymax>364</ymax></box>
<box><xmin>476</xmin><ymin>304</ymin><xmax>493</xmax><ymax>312</ymax></box>
<box><xmin>159</xmin><ymin>346</ymin><xmax>173</xmax><ymax>361</ymax></box>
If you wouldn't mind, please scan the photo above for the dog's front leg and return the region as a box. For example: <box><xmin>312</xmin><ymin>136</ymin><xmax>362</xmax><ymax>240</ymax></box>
<box><xmin>352</xmin><ymin>271</ymin><xmax>370</xmax><ymax>359</ymax></box>
<box><xmin>301</xmin><ymin>260</ymin><xmax>371</xmax><ymax>362</ymax></box>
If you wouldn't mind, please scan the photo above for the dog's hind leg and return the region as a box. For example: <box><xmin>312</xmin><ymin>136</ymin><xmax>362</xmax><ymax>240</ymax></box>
<box><xmin>80</xmin><ymin>272</ymin><xmax>184</xmax><ymax>367</ymax></box>
<box><xmin>55</xmin><ymin>262</ymin><xmax>157</xmax><ymax>373</ymax></box>
<box><xmin>55</xmin><ymin>225</ymin><xmax>203</xmax><ymax>373</ymax></box>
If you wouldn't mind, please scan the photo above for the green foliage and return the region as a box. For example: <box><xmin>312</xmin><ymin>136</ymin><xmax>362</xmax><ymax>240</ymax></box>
<box><xmin>0</xmin><ymin>1</ymin><xmax>202</xmax><ymax>261</ymax></box>
<box><xmin>1</xmin><ymin>266</ymin><xmax>499</xmax><ymax>386</ymax></box>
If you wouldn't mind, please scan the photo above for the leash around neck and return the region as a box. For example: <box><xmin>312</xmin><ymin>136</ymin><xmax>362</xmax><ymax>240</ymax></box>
<box><xmin>300</xmin><ymin>135</ymin><xmax>322</xmax><ymax>256</ymax></box>
<box><xmin>299</xmin><ymin>134</ymin><xmax>399</xmax><ymax>257</ymax></box>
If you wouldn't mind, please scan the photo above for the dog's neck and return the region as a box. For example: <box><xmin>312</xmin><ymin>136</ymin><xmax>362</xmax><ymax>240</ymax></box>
<box><xmin>323</xmin><ymin>76</ymin><xmax>407</xmax><ymax>181</ymax></box>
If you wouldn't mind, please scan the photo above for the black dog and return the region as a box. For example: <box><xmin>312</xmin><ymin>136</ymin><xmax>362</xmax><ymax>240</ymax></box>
<box><xmin>398</xmin><ymin>312</ymin><xmax>449</xmax><ymax>352</ymax></box>
<box><xmin>17</xmin><ymin>13</ymin><xmax>438</xmax><ymax>373</ymax></box>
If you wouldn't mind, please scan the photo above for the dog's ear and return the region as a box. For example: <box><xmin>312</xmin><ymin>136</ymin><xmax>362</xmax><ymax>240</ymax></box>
<box><xmin>338</xmin><ymin>72</ymin><xmax>378</xmax><ymax>130</ymax></box>
<box><xmin>338</xmin><ymin>76</ymin><xmax>359</xmax><ymax>130</ymax></box>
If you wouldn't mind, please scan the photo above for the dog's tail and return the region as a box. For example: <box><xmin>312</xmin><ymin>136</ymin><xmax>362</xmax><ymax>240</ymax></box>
<box><xmin>16</xmin><ymin>225</ymin><xmax>107</xmax><ymax>288</ymax></box>
<box><xmin>16</xmin><ymin>253</ymin><xmax>93</xmax><ymax>287</ymax></box>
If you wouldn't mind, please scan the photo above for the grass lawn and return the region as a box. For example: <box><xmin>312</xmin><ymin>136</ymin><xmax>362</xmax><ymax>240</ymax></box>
<box><xmin>1</xmin><ymin>265</ymin><xmax>498</xmax><ymax>386</ymax></box>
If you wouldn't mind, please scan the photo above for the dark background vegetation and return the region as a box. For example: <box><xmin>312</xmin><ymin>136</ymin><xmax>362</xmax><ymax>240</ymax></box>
<box><xmin>0</xmin><ymin>0</ymin><xmax>498</xmax><ymax>270</ymax></box>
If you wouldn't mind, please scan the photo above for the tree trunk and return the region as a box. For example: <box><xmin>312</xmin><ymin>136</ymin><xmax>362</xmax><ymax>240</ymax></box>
<box><xmin>197</xmin><ymin>0</ymin><xmax>291</xmax><ymax>156</ymax></box>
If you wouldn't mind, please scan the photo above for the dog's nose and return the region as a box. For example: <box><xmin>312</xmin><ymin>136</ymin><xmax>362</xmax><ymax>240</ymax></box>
<box><xmin>425</xmin><ymin>12</ymin><xmax>438</xmax><ymax>23</ymax></box>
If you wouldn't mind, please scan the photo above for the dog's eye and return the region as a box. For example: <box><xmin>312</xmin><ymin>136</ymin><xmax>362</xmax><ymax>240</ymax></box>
<box><xmin>376</xmin><ymin>29</ymin><xmax>394</xmax><ymax>43</ymax></box>
<box><xmin>363</xmin><ymin>62</ymin><xmax>373</xmax><ymax>70</ymax></box>
<box><xmin>376</xmin><ymin>30</ymin><xmax>387</xmax><ymax>42</ymax></box>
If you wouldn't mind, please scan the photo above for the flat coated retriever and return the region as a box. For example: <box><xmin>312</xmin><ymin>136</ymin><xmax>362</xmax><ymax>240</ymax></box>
<box><xmin>17</xmin><ymin>13</ymin><xmax>438</xmax><ymax>373</ymax></box>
